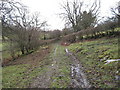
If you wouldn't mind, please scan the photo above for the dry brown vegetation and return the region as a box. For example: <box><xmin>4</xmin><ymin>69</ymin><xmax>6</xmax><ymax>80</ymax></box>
<box><xmin>62</xmin><ymin>26</ymin><xmax>120</xmax><ymax>43</ymax></box>
<box><xmin>2</xmin><ymin>45</ymin><xmax>50</xmax><ymax>67</ymax></box>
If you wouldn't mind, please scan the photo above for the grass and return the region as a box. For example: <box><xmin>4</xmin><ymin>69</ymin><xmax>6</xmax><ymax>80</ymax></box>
<box><xmin>50</xmin><ymin>45</ymin><xmax>71</xmax><ymax>88</ymax></box>
<box><xmin>2</xmin><ymin>57</ymin><xmax>50</xmax><ymax>88</ymax></box>
<box><xmin>67</xmin><ymin>37</ymin><xmax>119</xmax><ymax>88</ymax></box>
<box><xmin>2</xmin><ymin>42</ymin><xmax>50</xmax><ymax>60</ymax></box>
<box><xmin>2</xmin><ymin>42</ymin><xmax>12</xmax><ymax>59</ymax></box>
<box><xmin>2</xmin><ymin>64</ymin><xmax>29</xmax><ymax>88</ymax></box>
<box><xmin>3</xmin><ymin>37</ymin><xmax>118</xmax><ymax>88</ymax></box>
<box><xmin>0</xmin><ymin>43</ymin><xmax>2</xmax><ymax>50</ymax></box>
<box><xmin>2</xmin><ymin>45</ymin><xmax>51</xmax><ymax>88</ymax></box>
<box><xmin>2</xmin><ymin>44</ymin><xmax>71</xmax><ymax>88</ymax></box>
<box><xmin>2</xmin><ymin>63</ymin><xmax>49</xmax><ymax>88</ymax></box>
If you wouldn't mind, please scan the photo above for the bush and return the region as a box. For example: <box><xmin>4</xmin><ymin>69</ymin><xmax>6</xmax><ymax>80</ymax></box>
<box><xmin>62</xmin><ymin>34</ymin><xmax>76</xmax><ymax>43</ymax></box>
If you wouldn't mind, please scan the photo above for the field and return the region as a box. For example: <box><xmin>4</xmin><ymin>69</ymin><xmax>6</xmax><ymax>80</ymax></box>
<box><xmin>67</xmin><ymin>37</ymin><xmax>119</xmax><ymax>88</ymax></box>
<box><xmin>2</xmin><ymin>37</ymin><xmax>119</xmax><ymax>88</ymax></box>
<box><xmin>2</xmin><ymin>0</ymin><xmax>120</xmax><ymax>88</ymax></box>
<box><xmin>2</xmin><ymin>45</ymin><xmax>51</xmax><ymax>88</ymax></box>
<box><xmin>2</xmin><ymin>44</ymin><xmax>71</xmax><ymax>88</ymax></box>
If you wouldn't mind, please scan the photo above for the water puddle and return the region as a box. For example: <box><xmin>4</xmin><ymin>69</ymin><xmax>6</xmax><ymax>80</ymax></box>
<box><xmin>105</xmin><ymin>59</ymin><xmax>120</xmax><ymax>64</ymax></box>
<box><xmin>71</xmin><ymin>64</ymin><xmax>90</xmax><ymax>88</ymax></box>
<box><xmin>65</xmin><ymin>48</ymin><xmax>91</xmax><ymax>88</ymax></box>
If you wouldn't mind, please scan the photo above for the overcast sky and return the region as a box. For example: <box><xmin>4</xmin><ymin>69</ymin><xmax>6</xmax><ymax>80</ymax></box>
<box><xmin>21</xmin><ymin>0</ymin><xmax>119</xmax><ymax>30</ymax></box>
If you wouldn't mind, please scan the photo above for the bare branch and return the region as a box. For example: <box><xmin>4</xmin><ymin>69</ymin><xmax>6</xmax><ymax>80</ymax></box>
<box><xmin>60</xmin><ymin>0</ymin><xmax>100</xmax><ymax>32</ymax></box>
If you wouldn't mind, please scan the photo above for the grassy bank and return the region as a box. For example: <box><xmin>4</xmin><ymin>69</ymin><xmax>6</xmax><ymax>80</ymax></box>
<box><xmin>2</xmin><ymin>45</ymin><xmax>51</xmax><ymax>88</ymax></box>
<box><xmin>67</xmin><ymin>37</ymin><xmax>119</xmax><ymax>88</ymax></box>
<box><xmin>2</xmin><ymin>44</ymin><xmax>71</xmax><ymax>88</ymax></box>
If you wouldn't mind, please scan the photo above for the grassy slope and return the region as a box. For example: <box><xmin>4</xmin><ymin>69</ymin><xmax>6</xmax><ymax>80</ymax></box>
<box><xmin>2</xmin><ymin>42</ymin><xmax>11</xmax><ymax>59</ymax></box>
<box><xmin>3</xmin><ymin>37</ymin><xmax>119</xmax><ymax>88</ymax></box>
<box><xmin>2</xmin><ymin>44</ymin><xmax>71</xmax><ymax>88</ymax></box>
<box><xmin>2</xmin><ymin>46</ymin><xmax>50</xmax><ymax>88</ymax></box>
<box><xmin>67</xmin><ymin>37</ymin><xmax>119</xmax><ymax>88</ymax></box>
<box><xmin>2</xmin><ymin>42</ymin><xmax>23</xmax><ymax>60</ymax></box>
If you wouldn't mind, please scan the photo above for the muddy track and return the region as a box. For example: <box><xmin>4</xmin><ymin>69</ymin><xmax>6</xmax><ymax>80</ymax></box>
<box><xmin>65</xmin><ymin>48</ymin><xmax>91</xmax><ymax>88</ymax></box>
<box><xmin>30</xmin><ymin>45</ymin><xmax>59</xmax><ymax>88</ymax></box>
<box><xmin>29</xmin><ymin>44</ymin><xmax>91</xmax><ymax>88</ymax></box>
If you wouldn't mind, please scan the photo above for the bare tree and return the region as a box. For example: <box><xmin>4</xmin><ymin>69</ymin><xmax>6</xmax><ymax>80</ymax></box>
<box><xmin>49</xmin><ymin>30</ymin><xmax>61</xmax><ymax>40</ymax></box>
<box><xmin>62</xmin><ymin>27</ymin><xmax>73</xmax><ymax>36</ymax></box>
<box><xmin>0</xmin><ymin>0</ymin><xmax>27</xmax><ymax>41</ymax></box>
<box><xmin>111</xmin><ymin>1</ymin><xmax>120</xmax><ymax>27</ymax></box>
<box><xmin>1</xmin><ymin>0</ymin><xmax>47</xmax><ymax>56</ymax></box>
<box><xmin>60</xmin><ymin>0</ymin><xmax>100</xmax><ymax>32</ymax></box>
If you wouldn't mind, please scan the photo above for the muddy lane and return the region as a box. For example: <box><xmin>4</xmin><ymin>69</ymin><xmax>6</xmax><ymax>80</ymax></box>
<box><xmin>65</xmin><ymin>48</ymin><xmax>91</xmax><ymax>88</ymax></box>
<box><xmin>30</xmin><ymin>44</ymin><xmax>90</xmax><ymax>88</ymax></box>
<box><xmin>30</xmin><ymin>45</ymin><xmax>59</xmax><ymax>88</ymax></box>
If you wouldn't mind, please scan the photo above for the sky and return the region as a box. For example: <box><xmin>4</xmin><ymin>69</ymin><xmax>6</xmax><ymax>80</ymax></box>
<box><xmin>21</xmin><ymin>0</ymin><xmax>119</xmax><ymax>30</ymax></box>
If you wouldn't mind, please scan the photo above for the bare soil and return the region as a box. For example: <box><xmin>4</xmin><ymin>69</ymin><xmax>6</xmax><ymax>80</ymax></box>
<box><xmin>65</xmin><ymin>48</ymin><xmax>91</xmax><ymax>88</ymax></box>
<box><xmin>29</xmin><ymin>45</ymin><xmax>59</xmax><ymax>88</ymax></box>
<box><xmin>2</xmin><ymin>47</ymin><xmax>50</xmax><ymax>67</ymax></box>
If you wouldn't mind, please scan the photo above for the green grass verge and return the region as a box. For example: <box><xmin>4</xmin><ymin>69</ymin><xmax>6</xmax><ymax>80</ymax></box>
<box><xmin>2</xmin><ymin>64</ymin><xmax>29</xmax><ymax>88</ymax></box>
<box><xmin>2</xmin><ymin>44</ymin><xmax>71</xmax><ymax>88</ymax></box>
<box><xmin>67</xmin><ymin>37</ymin><xmax>119</xmax><ymax>88</ymax></box>
<box><xmin>2</xmin><ymin>42</ymin><xmax>12</xmax><ymax>59</ymax></box>
<box><xmin>50</xmin><ymin>45</ymin><xmax>71</xmax><ymax>88</ymax></box>
<box><xmin>0</xmin><ymin>43</ymin><xmax>2</xmax><ymax>50</ymax></box>
<box><xmin>2</xmin><ymin>58</ymin><xmax>51</xmax><ymax>88</ymax></box>
<box><xmin>2</xmin><ymin>45</ymin><xmax>51</xmax><ymax>88</ymax></box>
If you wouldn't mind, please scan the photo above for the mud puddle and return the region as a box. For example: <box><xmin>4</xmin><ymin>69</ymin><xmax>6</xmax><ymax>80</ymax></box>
<box><xmin>65</xmin><ymin>49</ymin><xmax>91</xmax><ymax>88</ymax></box>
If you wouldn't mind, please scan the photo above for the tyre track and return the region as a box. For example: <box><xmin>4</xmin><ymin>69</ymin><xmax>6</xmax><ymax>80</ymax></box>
<box><xmin>65</xmin><ymin>48</ymin><xmax>91</xmax><ymax>88</ymax></box>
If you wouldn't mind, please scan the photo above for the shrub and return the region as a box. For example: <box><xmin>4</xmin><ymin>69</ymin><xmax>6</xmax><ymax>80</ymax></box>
<box><xmin>62</xmin><ymin>34</ymin><xmax>76</xmax><ymax>43</ymax></box>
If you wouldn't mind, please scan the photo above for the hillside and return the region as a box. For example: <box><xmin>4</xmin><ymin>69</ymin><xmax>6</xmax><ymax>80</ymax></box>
<box><xmin>67</xmin><ymin>37</ymin><xmax>119</xmax><ymax>88</ymax></box>
<box><xmin>2</xmin><ymin>37</ymin><xmax>119</xmax><ymax>88</ymax></box>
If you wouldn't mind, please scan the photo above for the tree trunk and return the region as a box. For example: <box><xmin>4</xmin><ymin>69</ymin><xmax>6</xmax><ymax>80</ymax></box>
<box><xmin>21</xmin><ymin>48</ymin><xmax>25</xmax><ymax>54</ymax></box>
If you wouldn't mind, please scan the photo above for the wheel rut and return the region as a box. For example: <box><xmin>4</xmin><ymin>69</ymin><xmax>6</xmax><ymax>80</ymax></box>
<box><xmin>30</xmin><ymin>44</ymin><xmax>90</xmax><ymax>88</ymax></box>
<box><xmin>30</xmin><ymin>45</ymin><xmax>58</xmax><ymax>88</ymax></box>
<box><xmin>65</xmin><ymin>48</ymin><xmax>91</xmax><ymax>88</ymax></box>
